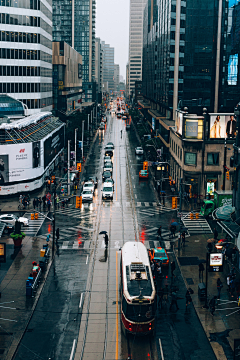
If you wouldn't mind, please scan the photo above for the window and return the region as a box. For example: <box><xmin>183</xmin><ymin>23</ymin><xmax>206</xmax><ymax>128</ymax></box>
<box><xmin>184</xmin><ymin>152</ymin><xmax>197</xmax><ymax>166</ymax></box>
<box><xmin>207</xmin><ymin>153</ymin><xmax>219</xmax><ymax>165</ymax></box>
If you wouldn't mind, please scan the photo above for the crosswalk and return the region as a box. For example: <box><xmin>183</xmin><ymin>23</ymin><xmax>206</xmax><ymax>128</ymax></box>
<box><xmin>23</xmin><ymin>212</ymin><xmax>48</xmax><ymax>236</ymax></box>
<box><xmin>181</xmin><ymin>213</ymin><xmax>213</xmax><ymax>234</ymax></box>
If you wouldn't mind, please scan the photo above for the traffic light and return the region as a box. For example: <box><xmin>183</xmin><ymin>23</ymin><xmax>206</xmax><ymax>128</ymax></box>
<box><xmin>143</xmin><ymin>161</ymin><xmax>148</xmax><ymax>170</ymax></box>
<box><xmin>226</xmin><ymin>171</ymin><xmax>230</xmax><ymax>180</ymax></box>
<box><xmin>76</xmin><ymin>196</ymin><xmax>82</xmax><ymax>208</ymax></box>
<box><xmin>77</xmin><ymin>163</ymin><xmax>82</xmax><ymax>172</ymax></box>
<box><xmin>169</xmin><ymin>180</ymin><xmax>172</xmax><ymax>186</ymax></box>
<box><xmin>172</xmin><ymin>196</ymin><xmax>177</xmax><ymax>209</ymax></box>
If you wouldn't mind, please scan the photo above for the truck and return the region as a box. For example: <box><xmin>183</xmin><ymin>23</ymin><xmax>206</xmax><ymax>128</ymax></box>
<box><xmin>200</xmin><ymin>190</ymin><xmax>232</xmax><ymax>218</ymax></box>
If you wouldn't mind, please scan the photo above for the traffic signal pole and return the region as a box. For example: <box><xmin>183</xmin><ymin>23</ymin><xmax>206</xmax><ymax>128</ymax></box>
<box><xmin>223</xmin><ymin>138</ymin><xmax>227</xmax><ymax>190</ymax></box>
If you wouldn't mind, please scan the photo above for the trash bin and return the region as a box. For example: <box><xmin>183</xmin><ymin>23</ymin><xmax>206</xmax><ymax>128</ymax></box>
<box><xmin>198</xmin><ymin>282</ymin><xmax>206</xmax><ymax>300</ymax></box>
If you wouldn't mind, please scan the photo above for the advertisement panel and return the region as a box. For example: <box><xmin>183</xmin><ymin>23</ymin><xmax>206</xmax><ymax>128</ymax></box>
<box><xmin>175</xmin><ymin>111</ymin><xmax>183</xmax><ymax>135</ymax></box>
<box><xmin>209</xmin><ymin>253</ymin><xmax>223</xmax><ymax>272</ymax></box>
<box><xmin>209</xmin><ymin>114</ymin><xmax>236</xmax><ymax>139</ymax></box>
<box><xmin>184</xmin><ymin>117</ymin><xmax>204</xmax><ymax>139</ymax></box>
<box><xmin>44</xmin><ymin>126</ymin><xmax>65</xmax><ymax>169</ymax></box>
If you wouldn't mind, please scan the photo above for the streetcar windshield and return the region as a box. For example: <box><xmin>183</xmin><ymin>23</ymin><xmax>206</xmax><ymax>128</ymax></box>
<box><xmin>122</xmin><ymin>297</ymin><xmax>155</xmax><ymax>322</ymax></box>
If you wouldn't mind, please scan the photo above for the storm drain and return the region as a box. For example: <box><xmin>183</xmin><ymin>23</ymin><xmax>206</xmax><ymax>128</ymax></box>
<box><xmin>178</xmin><ymin>257</ymin><xmax>199</xmax><ymax>266</ymax></box>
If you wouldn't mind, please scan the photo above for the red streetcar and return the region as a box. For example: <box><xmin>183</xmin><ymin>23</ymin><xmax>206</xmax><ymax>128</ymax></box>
<box><xmin>120</xmin><ymin>241</ymin><xmax>156</xmax><ymax>335</ymax></box>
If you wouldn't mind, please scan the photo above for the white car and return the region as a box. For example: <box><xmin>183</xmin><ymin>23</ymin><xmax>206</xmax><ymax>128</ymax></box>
<box><xmin>0</xmin><ymin>214</ymin><xmax>29</xmax><ymax>227</ymax></box>
<box><xmin>83</xmin><ymin>181</ymin><xmax>95</xmax><ymax>193</ymax></box>
<box><xmin>135</xmin><ymin>147</ymin><xmax>144</xmax><ymax>155</ymax></box>
<box><xmin>103</xmin><ymin>163</ymin><xmax>113</xmax><ymax>173</ymax></box>
<box><xmin>81</xmin><ymin>190</ymin><xmax>93</xmax><ymax>202</ymax></box>
<box><xmin>102</xmin><ymin>183</ymin><xmax>114</xmax><ymax>200</ymax></box>
<box><xmin>104</xmin><ymin>156</ymin><xmax>112</xmax><ymax>163</ymax></box>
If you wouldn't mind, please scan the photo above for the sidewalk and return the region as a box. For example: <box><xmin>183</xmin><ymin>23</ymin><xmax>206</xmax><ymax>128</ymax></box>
<box><xmin>175</xmin><ymin>232</ymin><xmax>240</xmax><ymax>360</ymax></box>
<box><xmin>0</xmin><ymin>235</ymin><xmax>52</xmax><ymax>360</ymax></box>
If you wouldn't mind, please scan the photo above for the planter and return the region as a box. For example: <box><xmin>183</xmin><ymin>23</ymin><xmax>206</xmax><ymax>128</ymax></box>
<box><xmin>13</xmin><ymin>237</ymin><xmax>23</xmax><ymax>247</ymax></box>
<box><xmin>10</xmin><ymin>232</ymin><xmax>25</xmax><ymax>248</ymax></box>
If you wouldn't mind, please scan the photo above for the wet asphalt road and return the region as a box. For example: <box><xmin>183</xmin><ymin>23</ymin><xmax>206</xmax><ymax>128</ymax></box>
<box><xmin>13</xmin><ymin>104</ymin><xmax>216</xmax><ymax>360</ymax></box>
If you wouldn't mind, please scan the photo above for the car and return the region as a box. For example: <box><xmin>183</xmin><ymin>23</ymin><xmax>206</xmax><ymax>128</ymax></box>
<box><xmin>135</xmin><ymin>147</ymin><xmax>144</xmax><ymax>155</ymax></box>
<box><xmin>103</xmin><ymin>163</ymin><xmax>113</xmax><ymax>173</ymax></box>
<box><xmin>104</xmin><ymin>155</ymin><xmax>112</xmax><ymax>163</ymax></box>
<box><xmin>0</xmin><ymin>214</ymin><xmax>29</xmax><ymax>227</ymax></box>
<box><xmin>139</xmin><ymin>169</ymin><xmax>149</xmax><ymax>179</ymax></box>
<box><xmin>105</xmin><ymin>149</ymin><xmax>113</xmax><ymax>157</ymax></box>
<box><xmin>117</xmin><ymin>113</ymin><xmax>121</xmax><ymax>118</ymax></box>
<box><xmin>126</xmin><ymin>124</ymin><xmax>130</xmax><ymax>130</ymax></box>
<box><xmin>0</xmin><ymin>220</ymin><xmax>14</xmax><ymax>235</ymax></box>
<box><xmin>83</xmin><ymin>181</ymin><xmax>95</xmax><ymax>193</ymax></box>
<box><xmin>88</xmin><ymin>176</ymin><xmax>98</xmax><ymax>188</ymax></box>
<box><xmin>104</xmin><ymin>178</ymin><xmax>114</xmax><ymax>190</ymax></box>
<box><xmin>122</xmin><ymin>115</ymin><xmax>127</xmax><ymax>120</ymax></box>
<box><xmin>81</xmin><ymin>190</ymin><xmax>93</xmax><ymax>202</ymax></box>
<box><xmin>107</xmin><ymin>142</ymin><xmax>114</xmax><ymax>149</ymax></box>
<box><xmin>102</xmin><ymin>183</ymin><xmax>114</xmax><ymax>200</ymax></box>
<box><xmin>102</xmin><ymin>170</ymin><xmax>112</xmax><ymax>182</ymax></box>
<box><xmin>148</xmin><ymin>247</ymin><xmax>169</xmax><ymax>266</ymax></box>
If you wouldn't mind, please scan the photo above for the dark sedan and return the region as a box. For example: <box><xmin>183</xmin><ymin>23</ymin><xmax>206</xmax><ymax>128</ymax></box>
<box><xmin>102</xmin><ymin>171</ymin><xmax>112</xmax><ymax>182</ymax></box>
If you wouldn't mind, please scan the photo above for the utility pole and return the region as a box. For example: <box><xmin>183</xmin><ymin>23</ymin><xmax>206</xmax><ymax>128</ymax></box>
<box><xmin>179</xmin><ymin>178</ymin><xmax>183</xmax><ymax>213</ymax></box>
<box><xmin>223</xmin><ymin>138</ymin><xmax>227</xmax><ymax>190</ymax></box>
<box><xmin>88</xmin><ymin>113</ymin><xmax>90</xmax><ymax>132</ymax></box>
<box><xmin>68</xmin><ymin>140</ymin><xmax>71</xmax><ymax>196</ymax></box>
<box><xmin>82</xmin><ymin>120</ymin><xmax>84</xmax><ymax>159</ymax></box>
<box><xmin>91</xmin><ymin>110</ymin><xmax>93</xmax><ymax>137</ymax></box>
<box><xmin>52</xmin><ymin>185</ymin><xmax>56</xmax><ymax>260</ymax></box>
<box><xmin>74</xmin><ymin>128</ymin><xmax>78</xmax><ymax>167</ymax></box>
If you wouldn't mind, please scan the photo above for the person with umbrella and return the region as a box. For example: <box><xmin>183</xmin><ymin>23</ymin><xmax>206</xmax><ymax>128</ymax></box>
<box><xmin>99</xmin><ymin>231</ymin><xmax>109</xmax><ymax>248</ymax></box>
<box><xmin>157</xmin><ymin>225</ymin><xmax>162</xmax><ymax>240</ymax></box>
<box><xmin>170</xmin><ymin>222</ymin><xmax>178</xmax><ymax>239</ymax></box>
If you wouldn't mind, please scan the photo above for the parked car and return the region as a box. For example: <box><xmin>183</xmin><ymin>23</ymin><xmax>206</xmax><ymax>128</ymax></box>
<box><xmin>0</xmin><ymin>214</ymin><xmax>29</xmax><ymax>227</ymax></box>
<box><xmin>88</xmin><ymin>176</ymin><xmax>98</xmax><ymax>188</ymax></box>
<box><xmin>81</xmin><ymin>190</ymin><xmax>93</xmax><ymax>202</ymax></box>
<box><xmin>135</xmin><ymin>147</ymin><xmax>144</xmax><ymax>155</ymax></box>
<box><xmin>102</xmin><ymin>183</ymin><xmax>114</xmax><ymax>200</ymax></box>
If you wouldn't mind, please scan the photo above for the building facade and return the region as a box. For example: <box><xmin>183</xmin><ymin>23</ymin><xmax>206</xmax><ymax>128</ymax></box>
<box><xmin>0</xmin><ymin>0</ymin><xmax>53</xmax><ymax>114</ymax></box>
<box><xmin>114</xmin><ymin>64</ymin><xmax>119</xmax><ymax>92</ymax></box>
<box><xmin>95</xmin><ymin>37</ymin><xmax>103</xmax><ymax>99</ymax></box>
<box><xmin>101</xmin><ymin>41</ymin><xmax>114</xmax><ymax>93</ymax></box>
<box><xmin>127</xmin><ymin>0</ymin><xmax>147</xmax><ymax>96</ymax></box>
<box><xmin>52</xmin><ymin>0</ymin><xmax>96</xmax><ymax>102</ymax></box>
<box><xmin>52</xmin><ymin>41</ymin><xmax>82</xmax><ymax>117</ymax></box>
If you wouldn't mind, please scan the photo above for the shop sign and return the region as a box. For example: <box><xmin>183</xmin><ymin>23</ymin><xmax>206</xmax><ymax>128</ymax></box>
<box><xmin>209</xmin><ymin>253</ymin><xmax>223</xmax><ymax>272</ymax></box>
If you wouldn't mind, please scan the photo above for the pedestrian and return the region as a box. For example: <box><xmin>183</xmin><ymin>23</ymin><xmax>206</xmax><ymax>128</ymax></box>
<box><xmin>170</xmin><ymin>225</ymin><xmax>176</xmax><ymax>239</ymax></box>
<box><xmin>56</xmin><ymin>195</ymin><xmax>60</xmax><ymax>209</ymax></box>
<box><xmin>157</xmin><ymin>225</ymin><xmax>162</xmax><ymax>240</ymax></box>
<box><xmin>181</xmin><ymin>231</ymin><xmax>186</xmax><ymax>247</ymax></box>
<box><xmin>227</xmin><ymin>274</ymin><xmax>231</xmax><ymax>292</ymax></box>
<box><xmin>157</xmin><ymin>287</ymin><xmax>164</xmax><ymax>309</ymax></box>
<box><xmin>171</xmin><ymin>261</ymin><xmax>176</xmax><ymax>277</ymax></box>
<box><xmin>185</xmin><ymin>288</ymin><xmax>193</xmax><ymax>307</ymax></box>
<box><xmin>38</xmin><ymin>197</ymin><xmax>42</xmax><ymax>211</ymax></box>
<box><xmin>33</xmin><ymin>198</ymin><xmax>36</xmax><ymax>210</ymax></box>
<box><xmin>42</xmin><ymin>195</ymin><xmax>46</xmax><ymax>209</ymax></box>
<box><xmin>61</xmin><ymin>199</ymin><xmax>65</xmax><ymax>209</ymax></box>
<box><xmin>47</xmin><ymin>199</ymin><xmax>51</xmax><ymax>212</ymax></box>
<box><xmin>230</xmin><ymin>278</ymin><xmax>235</xmax><ymax>297</ymax></box>
<box><xmin>156</xmin><ymin>262</ymin><xmax>162</xmax><ymax>279</ymax></box>
<box><xmin>120</xmin><ymin>130</ymin><xmax>122</xmax><ymax>138</ymax></box>
<box><xmin>56</xmin><ymin>228</ymin><xmax>60</xmax><ymax>242</ymax></box>
<box><xmin>162</xmin><ymin>192</ymin><xmax>165</xmax><ymax>206</ymax></box>
<box><xmin>151</xmin><ymin>261</ymin><xmax>155</xmax><ymax>273</ymax></box>
<box><xmin>199</xmin><ymin>262</ymin><xmax>205</xmax><ymax>282</ymax></box>
<box><xmin>217</xmin><ymin>278</ymin><xmax>223</xmax><ymax>299</ymax></box>
<box><xmin>207</xmin><ymin>242</ymin><xmax>213</xmax><ymax>253</ymax></box>
<box><xmin>170</xmin><ymin>291</ymin><xmax>179</xmax><ymax>311</ymax></box>
<box><xmin>36</xmin><ymin>197</ymin><xmax>39</xmax><ymax>209</ymax></box>
<box><xmin>213</xmin><ymin>227</ymin><xmax>218</xmax><ymax>241</ymax></box>
<box><xmin>104</xmin><ymin>233</ymin><xmax>109</xmax><ymax>247</ymax></box>
<box><xmin>209</xmin><ymin>296</ymin><xmax>217</xmax><ymax>316</ymax></box>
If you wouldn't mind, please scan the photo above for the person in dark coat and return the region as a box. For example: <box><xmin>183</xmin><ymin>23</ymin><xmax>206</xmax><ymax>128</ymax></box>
<box><xmin>171</xmin><ymin>261</ymin><xmax>176</xmax><ymax>277</ymax></box>
<box><xmin>104</xmin><ymin>233</ymin><xmax>109</xmax><ymax>247</ymax></box>
<box><xmin>209</xmin><ymin>296</ymin><xmax>217</xmax><ymax>315</ymax></box>
<box><xmin>181</xmin><ymin>232</ymin><xmax>186</xmax><ymax>247</ymax></box>
<box><xmin>199</xmin><ymin>262</ymin><xmax>204</xmax><ymax>282</ymax></box>
<box><xmin>56</xmin><ymin>228</ymin><xmax>60</xmax><ymax>242</ymax></box>
<box><xmin>213</xmin><ymin>227</ymin><xmax>218</xmax><ymax>240</ymax></box>
<box><xmin>157</xmin><ymin>226</ymin><xmax>162</xmax><ymax>239</ymax></box>
<box><xmin>170</xmin><ymin>291</ymin><xmax>179</xmax><ymax>311</ymax></box>
<box><xmin>157</xmin><ymin>287</ymin><xmax>164</xmax><ymax>309</ymax></box>
<box><xmin>33</xmin><ymin>198</ymin><xmax>36</xmax><ymax>210</ymax></box>
<box><xmin>185</xmin><ymin>288</ymin><xmax>193</xmax><ymax>307</ymax></box>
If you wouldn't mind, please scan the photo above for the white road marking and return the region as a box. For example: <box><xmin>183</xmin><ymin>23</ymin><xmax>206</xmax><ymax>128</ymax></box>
<box><xmin>135</xmin><ymin>194</ymin><xmax>137</xmax><ymax>198</ymax></box>
<box><xmin>79</xmin><ymin>293</ymin><xmax>83</xmax><ymax>308</ymax></box>
<box><xmin>159</xmin><ymin>339</ymin><xmax>165</xmax><ymax>360</ymax></box>
<box><xmin>114</xmin><ymin>241</ymin><xmax>120</xmax><ymax>248</ymax></box>
<box><xmin>86</xmin><ymin>255</ymin><xmax>89</xmax><ymax>264</ymax></box>
<box><xmin>69</xmin><ymin>339</ymin><xmax>77</xmax><ymax>360</ymax></box>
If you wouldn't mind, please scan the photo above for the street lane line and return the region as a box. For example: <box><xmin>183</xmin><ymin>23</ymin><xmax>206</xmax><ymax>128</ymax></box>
<box><xmin>69</xmin><ymin>339</ymin><xmax>76</xmax><ymax>360</ymax></box>
<box><xmin>79</xmin><ymin>293</ymin><xmax>83</xmax><ymax>309</ymax></box>
<box><xmin>159</xmin><ymin>338</ymin><xmax>165</xmax><ymax>360</ymax></box>
<box><xmin>115</xmin><ymin>251</ymin><xmax>119</xmax><ymax>360</ymax></box>
<box><xmin>86</xmin><ymin>255</ymin><xmax>88</xmax><ymax>264</ymax></box>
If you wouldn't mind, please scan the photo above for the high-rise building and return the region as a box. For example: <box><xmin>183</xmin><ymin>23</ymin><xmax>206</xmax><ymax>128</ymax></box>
<box><xmin>95</xmin><ymin>38</ymin><xmax>103</xmax><ymax>98</ymax></box>
<box><xmin>127</xmin><ymin>0</ymin><xmax>147</xmax><ymax>96</ymax></box>
<box><xmin>114</xmin><ymin>64</ymin><xmax>119</xmax><ymax>92</ymax></box>
<box><xmin>52</xmin><ymin>0</ymin><xmax>96</xmax><ymax>102</ymax></box>
<box><xmin>101</xmin><ymin>41</ymin><xmax>114</xmax><ymax>93</ymax></box>
<box><xmin>0</xmin><ymin>0</ymin><xmax>52</xmax><ymax>114</ymax></box>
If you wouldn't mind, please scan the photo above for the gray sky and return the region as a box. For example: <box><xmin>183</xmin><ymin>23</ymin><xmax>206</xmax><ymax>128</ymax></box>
<box><xmin>96</xmin><ymin>0</ymin><xmax>130</xmax><ymax>81</ymax></box>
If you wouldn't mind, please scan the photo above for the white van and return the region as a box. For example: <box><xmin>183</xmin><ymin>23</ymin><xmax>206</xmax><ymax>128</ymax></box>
<box><xmin>102</xmin><ymin>183</ymin><xmax>114</xmax><ymax>200</ymax></box>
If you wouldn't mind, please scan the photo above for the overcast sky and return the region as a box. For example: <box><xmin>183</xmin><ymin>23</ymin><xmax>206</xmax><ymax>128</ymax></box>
<box><xmin>96</xmin><ymin>0</ymin><xmax>130</xmax><ymax>81</ymax></box>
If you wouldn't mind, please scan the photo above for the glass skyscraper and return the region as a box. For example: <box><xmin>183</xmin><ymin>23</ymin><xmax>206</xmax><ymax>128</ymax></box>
<box><xmin>128</xmin><ymin>0</ymin><xmax>148</xmax><ymax>96</ymax></box>
<box><xmin>0</xmin><ymin>0</ymin><xmax>52</xmax><ymax>114</ymax></box>
<box><xmin>101</xmin><ymin>41</ymin><xmax>114</xmax><ymax>92</ymax></box>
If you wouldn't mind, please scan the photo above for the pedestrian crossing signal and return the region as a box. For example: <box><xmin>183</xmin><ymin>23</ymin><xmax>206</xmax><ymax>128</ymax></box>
<box><xmin>172</xmin><ymin>196</ymin><xmax>177</xmax><ymax>209</ymax></box>
<box><xmin>77</xmin><ymin>163</ymin><xmax>82</xmax><ymax>172</ymax></box>
<box><xmin>76</xmin><ymin>196</ymin><xmax>82</xmax><ymax>208</ymax></box>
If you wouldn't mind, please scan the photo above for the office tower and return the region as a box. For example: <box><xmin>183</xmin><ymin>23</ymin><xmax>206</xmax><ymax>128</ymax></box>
<box><xmin>127</xmin><ymin>0</ymin><xmax>147</xmax><ymax>97</ymax></box>
<box><xmin>101</xmin><ymin>41</ymin><xmax>115</xmax><ymax>93</ymax></box>
<box><xmin>114</xmin><ymin>64</ymin><xmax>119</xmax><ymax>92</ymax></box>
<box><xmin>53</xmin><ymin>0</ymin><xmax>96</xmax><ymax>102</ymax></box>
<box><xmin>0</xmin><ymin>0</ymin><xmax>52</xmax><ymax>114</ymax></box>
<box><xmin>95</xmin><ymin>38</ymin><xmax>103</xmax><ymax>96</ymax></box>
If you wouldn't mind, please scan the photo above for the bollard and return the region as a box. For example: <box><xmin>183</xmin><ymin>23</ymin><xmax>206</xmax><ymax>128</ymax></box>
<box><xmin>34</xmin><ymin>213</ymin><xmax>39</xmax><ymax>220</ymax></box>
<box><xmin>31</xmin><ymin>213</ymin><xmax>34</xmax><ymax>220</ymax></box>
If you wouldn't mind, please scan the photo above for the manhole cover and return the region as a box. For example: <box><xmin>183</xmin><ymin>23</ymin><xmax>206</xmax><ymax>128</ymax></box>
<box><xmin>186</xmin><ymin>278</ymin><xmax>194</xmax><ymax>285</ymax></box>
<box><xmin>178</xmin><ymin>257</ymin><xmax>199</xmax><ymax>266</ymax></box>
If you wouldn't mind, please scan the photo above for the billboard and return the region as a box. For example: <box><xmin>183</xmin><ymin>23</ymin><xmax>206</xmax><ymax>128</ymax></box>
<box><xmin>44</xmin><ymin>126</ymin><xmax>65</xmax><ymax>169</ymax></box>
<box><xmin>209</xmin><ymin>114</ymin><xmax>236</xmax><ymax>139</ymax></box>
<box><xmin>175</xmin><ymin>111</ymin><xmax>183</xmax><ymax>135</ymax></box>
<box><xmin>184</xmin><ymin>116</ymin><xmax>204</xmax><ymax>139</ymax></box>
